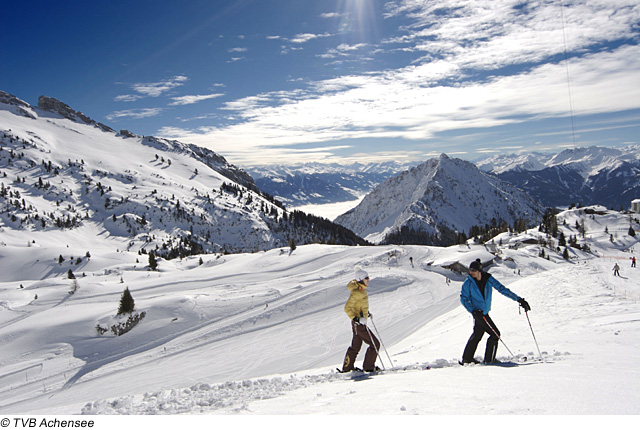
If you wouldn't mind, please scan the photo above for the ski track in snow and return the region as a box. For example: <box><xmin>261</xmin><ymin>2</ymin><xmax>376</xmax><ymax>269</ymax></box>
<box><xmin>80</xmin><ymin>355</ymin><xmax>556</xmax><ymax>415</ymax></box>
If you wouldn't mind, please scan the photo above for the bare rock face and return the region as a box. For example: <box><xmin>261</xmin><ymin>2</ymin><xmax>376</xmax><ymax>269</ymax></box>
<box><xmin>0</xmin><ymin>90</ymin><xmax>36</xmax><ymax>119</ymax></box>
<box><xmin>37</xmin><ymin>95</ymin><xmax>115</xmax><ymax>133</ymax></box>
<box><xmin>119</xmin><ymin>129</ymin><xmax>137</xmax><ymax>138</ymax></box>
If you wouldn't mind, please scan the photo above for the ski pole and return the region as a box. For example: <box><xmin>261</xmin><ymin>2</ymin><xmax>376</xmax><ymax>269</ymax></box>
<box><xmin>525</xmin><ymin>311</ymin><xmax>543</xmax><ymax>361</ymax></box>
<box><xmin>370</xmin><ymin>315</ymin><xmax>395</xmax><ymax>371</ymax></box>
<box><xmin>364</xmin><ymin>324</ymin><xmax>386</xmax><ymax>371</ymax></box>
<box><xmin>482</xmin><ymin>316</ymin><xmax>516</xmax><ymax>359</ymax></box>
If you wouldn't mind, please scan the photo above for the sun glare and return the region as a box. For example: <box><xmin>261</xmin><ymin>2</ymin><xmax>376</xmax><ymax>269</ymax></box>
<box><xmin>338</xmin><ymin>0</ymin><xmax>379</xmax><ymax>43</ymax></box>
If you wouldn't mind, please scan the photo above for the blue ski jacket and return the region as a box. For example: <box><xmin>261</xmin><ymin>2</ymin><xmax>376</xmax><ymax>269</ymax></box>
<box><xmin>460</xmin><ymin>273</ymin><xmax>520</xmax><ymax>315</ymax></box>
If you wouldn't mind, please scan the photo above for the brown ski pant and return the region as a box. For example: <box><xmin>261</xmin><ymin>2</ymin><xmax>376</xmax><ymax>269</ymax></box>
<box><xmin>342</xmin><ymin>320</ymin><xmax>380</xmax><ymax>372</ymax></box>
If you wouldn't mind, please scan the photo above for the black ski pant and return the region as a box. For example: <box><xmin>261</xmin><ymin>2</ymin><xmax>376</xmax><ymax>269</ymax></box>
<box><xmin>342</xmin><ymin>320</ymin><xmax>380</xmax><ymax>372</ymax></box>
<box><xmin>462</xmin><ymin>313</ymin><xmax>500</xmax><ymax>363</ymax></box>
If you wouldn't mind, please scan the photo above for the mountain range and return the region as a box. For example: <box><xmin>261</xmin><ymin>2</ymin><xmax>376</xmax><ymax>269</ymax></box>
<box><xmin>0</xmin><ymin>90</ymin><xmax>366</xmax><ymax>261</ymax></box>
<box><xmin>334</xmin><ymin>147</ymin><xmax>640</xmax><ymax>244</ymax></box>
<box><xmin>250</xmin><ymin>146</ymin><xmax>640</xmax><ymax>219</ymax></box>
<box><xmin>475</xmin><ymin>146</ymin><xmax>640</xmax><ymax>209</ymax></box>
<box><xmin>3</xmin><ymin>88</ymin><xmax>638</xmax><ymax>254</ymax></box>
<box><xmin>247</xmin><ymin>161</ymin><xmax>418</xmax><ymax>207</ymax></box>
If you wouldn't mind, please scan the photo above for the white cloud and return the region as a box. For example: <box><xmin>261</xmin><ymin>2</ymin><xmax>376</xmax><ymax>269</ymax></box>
<box><xmin>337</xmin><ymin>43</ymin><xmax>367</xmax><ymax>51</ymax></box>
<box><xmin>289</xmin><ymin>32</ymin><xmax>332</xmax><ymax>44</ymax></box>
<box><xmin>106</xmin><ymin>108</ymin><xmax>164</xmax><ymax>121</ymax></box>
<box><xmin>320</xmin><ymin>43</ymin><xmax>369</xmax><ymax>58</ymax></box>
<box><xmin>130</xmin><ymin>76</ymin><xmax>188</xmax><ymax>98</ymax></box>
<box><xmin>384</xmin><ymin>0</ymin><xmax>640</xmax><ymax>70</ymax></box>
<box><xmin>163</xmin><ymin>0</ymin><xmax>640</xmax><ymax>166</ymax></box>
<box><xmin>320</xmin><ymin>12</ymin><xmax>343</xmax><ymax>19</ymax></box>
<box><xmin>174</xmin><ymin>42</ymin><xmax>640</xmax><ymax>166</ymax></box>
<box><xmin>114</xmin><ymin>94</ymin><xmax>142</xmax><ymax>102</ymax></box>
<box><xmin>169</xmin><ymin>93</ymin><xmax>224</xmax><ymax>106</ymax></box>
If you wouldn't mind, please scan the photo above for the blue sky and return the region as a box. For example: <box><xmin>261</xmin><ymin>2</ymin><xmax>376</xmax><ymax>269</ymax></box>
<box><xmin>2</xmin><ymin>0</ymin><xmax>639</xmax><ymax>167</ymax></box>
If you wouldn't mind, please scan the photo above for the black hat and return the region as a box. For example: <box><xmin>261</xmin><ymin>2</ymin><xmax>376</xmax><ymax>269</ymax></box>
<box><xmin>469</xmin><ymin>260</ymin><xmax>482</xmax><ymax>272</ymax></box>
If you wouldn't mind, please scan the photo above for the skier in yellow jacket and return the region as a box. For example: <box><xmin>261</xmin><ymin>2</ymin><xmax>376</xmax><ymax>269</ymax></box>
<box><xmin>340</xmin><ymin>269</ymin><xmax>380</xmax><ymax>372</ymax></box>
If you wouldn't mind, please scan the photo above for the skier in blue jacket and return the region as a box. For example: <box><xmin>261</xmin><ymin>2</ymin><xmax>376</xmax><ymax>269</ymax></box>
<box><xmin>460</xmin><ymin>260</ymin><xmax>530</xmax><ymax>364</ymax></box>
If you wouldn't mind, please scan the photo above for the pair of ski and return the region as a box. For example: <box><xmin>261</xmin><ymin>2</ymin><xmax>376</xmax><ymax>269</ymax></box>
<box><xmin>458</xmin><ymin>356</ymin><xmax>538</xmax><ymax>367</ymax></box>
<box><xmin>336</xmin><ymin>367</ymin><xmax>383</xmax><ymax>380</ymax></box>
<box><xmin>336</xmin><ymin>365</ymin><xmax>430</xmax><ymax>380</ymax></box>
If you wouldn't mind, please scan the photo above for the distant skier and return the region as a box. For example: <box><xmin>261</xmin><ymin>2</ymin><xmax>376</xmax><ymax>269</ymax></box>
<box><xmin>631</xmin><ymin>257</ymin><xmax>636</xmax><ymax>268</ymax></box>
<box><xmin>409</xmin><ymin>256</ymin><xmax>414</xmax><ymax>268</ymax></box>
<box><xmin>459</xmin><ymin>260</ymin><xmax>530</xmax><ymax>364</ymax></box>
<box><xmin>613</xmin><ymin>263</ymin><xmax>621</xmax><ymax>276</ymax></box>
<box><xmin>340</xmin><ymin>269</ymin><xmax>380</xmax><ymax>373</ymax></box>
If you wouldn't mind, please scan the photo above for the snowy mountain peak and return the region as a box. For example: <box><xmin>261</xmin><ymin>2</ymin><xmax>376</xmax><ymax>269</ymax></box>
<box><xmin>335</xmin><ymin>155</ymin><xmax>545</xmax><ymax>244</ymax></box>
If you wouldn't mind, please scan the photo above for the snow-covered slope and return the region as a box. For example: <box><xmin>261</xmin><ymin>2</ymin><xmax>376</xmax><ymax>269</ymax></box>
<box><xmin>0</xmin><ymin>206</ymin><xmax>638</xmax><ymax>415</ymax></box>
<box><xmin>0</xmin><ymin>90</ymin><xmax>365</xmax><ymax>258</ymax></box>
<box><xmin>334</xmin><ymin>154</ymin><xmax>545</xmax><ymax>244</ymax></box>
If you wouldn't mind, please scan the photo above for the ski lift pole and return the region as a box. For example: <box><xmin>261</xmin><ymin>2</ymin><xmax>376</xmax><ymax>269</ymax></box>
<box><xmin>370</xmin><ymin>315</ymin><xmax>395</xmax><ymax>371</ymax></box>
<box><xmin>483</xmin><ymin>316</ymin><xmax>516</xmax><ymax>359</ymax></box>
<box><xmin>525</xmin><ymin>310</ymin><xmax>543</xmax><ymax>361</ymax></box>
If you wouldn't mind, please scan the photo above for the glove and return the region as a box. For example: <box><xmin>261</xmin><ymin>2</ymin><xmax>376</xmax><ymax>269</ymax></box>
<box><xmin>472</xmin><ymin>310</ymin><xmax>484</xmax><ymax>319</ymax></box>
<box><xmin>518</xmin><ymin>298</ymin><xmax>531</xmax><ymax>312</ymax></box>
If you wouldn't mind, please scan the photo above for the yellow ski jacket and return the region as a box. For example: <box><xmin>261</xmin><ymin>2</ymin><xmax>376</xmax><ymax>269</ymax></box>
<box><xmin>344</xmin><ymin>279</ymin><xmax>369</xmax><ymax>320</ymax></box>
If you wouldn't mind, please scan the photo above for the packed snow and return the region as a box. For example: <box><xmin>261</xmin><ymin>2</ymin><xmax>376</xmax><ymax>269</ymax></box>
<box><xmin>0</xmin><ymin>206</ymin><xmax>638</xmax><ymax>418</ymax></box>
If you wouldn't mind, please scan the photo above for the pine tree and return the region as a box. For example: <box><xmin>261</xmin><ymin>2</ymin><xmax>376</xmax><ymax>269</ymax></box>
<box><xmin>148</xmin><ymin>251</ymin><xmax>158</xmax><ymax>270</ymax></box>
<box><xmin>558</xmin><ymin>231</ymin><xmax>566</xmax><ymax>247</ymax></box>
<box><xmin>117</xmin><ymin>287</ymin><xmax>135</xmax><ymax>315</ymax></box>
